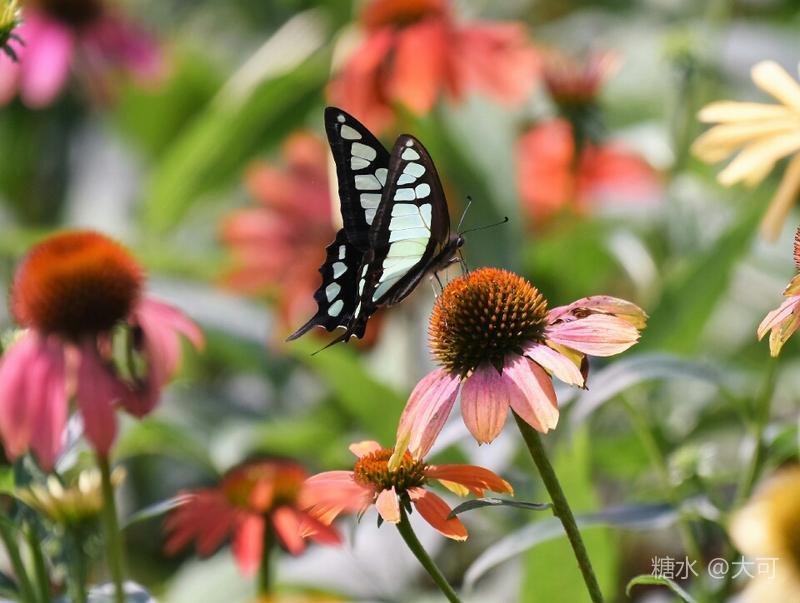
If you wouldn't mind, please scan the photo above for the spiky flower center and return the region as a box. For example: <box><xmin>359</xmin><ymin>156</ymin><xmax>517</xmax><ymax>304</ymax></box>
<box><xmin>353</xmin><ymin>448</ymin><xmax>426</xmax><ymax>493</ymax></box>
<box><xmin>430</xmin><ymin>268</ymin><xmax>549</xmax><ymax>376</ymax></box>
<box><xmin>32</xmin><ymin>0</ymin><xmax>103</xmax><ymax>27</ymax></box>
<box><xmin>223</xmin><ymin>461</ymin><xmax>306</xmax><ymax>513</ymax></box>
<box><xmin>12</xmin><ymin>230</ymin><xmax>143</xmax><ymax>340</ymax></box>
<box><xmin>362</xmin><ymin>0</ymin><xmax>446</xmax><ymax>30</ymax></box>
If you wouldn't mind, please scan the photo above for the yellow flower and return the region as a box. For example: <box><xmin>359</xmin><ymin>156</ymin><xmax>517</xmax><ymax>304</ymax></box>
<box><xmin>729</xmin><ymin>466</ymin><xmax>800</xmax><ymax>602</ymax></box>
<box><xmin>692</xmin><ymin>61</ymin><xmax>800</xmax><ymax>240</ymax></box>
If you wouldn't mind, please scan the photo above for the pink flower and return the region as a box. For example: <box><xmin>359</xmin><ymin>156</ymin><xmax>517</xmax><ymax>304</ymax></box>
<box><xmin>393</xmin><ymin>268</ymin><xmax>646</xmax><ymax>463</ymax></box>
<box><xmin>542</xmin><ymin>50</ymin><xmax>619</xmax><ymax>109</ymax></box>
<box><xmin>516</xmin><ymin>118</ymin><xmax>660</xmax><ymax>223</ymax></box>
<box><xmin>329</xmin><ymin>0</ymin><xmax>539</xmax><ymax>132</ymax></box>
<box><xmin>301</xmin><ymin>440</ymin><xmax>512</xmax><ymax>541</ymax></box>
<box><xmin>165</xmin><ymin>459</ymin><xmax>340</xmax><ymax>576</ymax></box>
<box><xmin>758</xmin><ymin>227</ymin><xmax>800</xmax><ymax>356</ymax></box>
<box><xmin>0</xmin><ymin>1</ymin><xmax>162</xmax><ymax>108</ymax></box>
<box><xmin>0</xmin><ymin>230</ymin><xmax>203</xmax><ymax>469</ymax></box>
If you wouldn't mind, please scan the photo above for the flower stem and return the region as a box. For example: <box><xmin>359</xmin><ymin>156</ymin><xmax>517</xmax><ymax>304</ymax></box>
<box><xmin>257</xmin><ymin>519</ymin><xmax>273</xmax><ymax>595</ymax></box>
<box><xmin>25</xmin><ymin>523</ymin><xmax>51</xmax><ymax>603</ymax></box>
<box><xmin>0</xmin><ymin>519</ymin><xmax>37</xmax><ymax>603</ymax></box>
<box><xmin>396</xmin><ymin>507</ymin><xmax>462</xmax><ymax>603</ymax></box>
<box><xmin>66</xmin><ymin>529</ymin><xmax>88</xmax><ymax>603</ymax></box>
<box><xmin>513</xmin><ymin>411</ymin><xmax>604</xmax><ymax>603</ymax></box>
<box><xmin>98</xmin><ymin>456</ymin><xmax>126</xmax><ymax>603</ymax></box>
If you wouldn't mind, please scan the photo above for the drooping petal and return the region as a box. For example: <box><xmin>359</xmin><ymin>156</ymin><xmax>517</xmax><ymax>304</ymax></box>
<box><xmin>524</xmin><ymin>343</ymin><xmax>584</xmax><ymax>387</ymax></box>
<box><xmin>232</xmin><ymin>514</ymin><xmax>264</xmax><ymax>576</ymax></box>
<box><xmin>375</xmin><ymin>487</ymin><xmax>401</xmax><ymax>524</ymax></box>
<box><xmin>758</xmin><ymin>295</ymin><xmax>800</xmax><ymax>356</ymax></box>
<box><xmin>349</xmin><ymin>440</ymin><xmax>382</xmax><ymax>458</ymax></box>
<box><xmin>75</xmin><ymin>344</ymin><xmax>127</xmax><ymax>458</ymax></box>
<box><xmin>547</xmin><ymin>295</ymin><xmax>648</xmax><ymax>328</ymax></box>
<box><xmin>18</xmin><ymin>14</ymin><xmax>74</xmax><ymax>108</ymax></box>
<box><xmin>408</xmin><ymin>487</ymin><xmax>467</xmax><ymax>541</ymax></box>
<box><xmin>300</xmin><ymin>471</ymin><xmax>372</xmax><ymax>524</ymax></box>
<box><xmin>271</xmin><ymin>506</ymin><xmax>307</xmax><ymax>555</ymax></box>
<box><xmin>164</xmin><ymin>490</ymin><xmax>237</xmax><ymax>557</ymax></box>
<box><xmin>460</xmin><ymin>365</ymin><xmax>510</xmax><ymax>444</ymax></box>
<box><xmin>545</xmin><ymin>314</ymin><xmax>641</xmax><ymax>357</ymax></box>
<box><xmin>425</xmin><ymin>464</ymin><xmax>513</xmax><ymax>497</ymax></box>
<box><xmin>0</xmin><ymin>333</ymin><xmax>67</xmax><ymax>470</ymax></box>
<box><xmin>504</xmin><ymin>356</ymin><xmax>559</xmax><ymax>434</ymax></box>
<box><xmin>296</xmin><ymin>511</ymin><xmax>342</xmax><ymax>546</ymax></box>
<box><xmin>392</xmin><ymin>368</ymin><xmax>460</xmax><ymax>466</ymax></box>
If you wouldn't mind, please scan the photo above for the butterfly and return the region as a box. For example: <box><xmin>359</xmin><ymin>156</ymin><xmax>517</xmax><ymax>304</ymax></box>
<box><xmin>286</xmin><ymin>107</ymin><xmax>464</xmax><ymax>346</ymax></box>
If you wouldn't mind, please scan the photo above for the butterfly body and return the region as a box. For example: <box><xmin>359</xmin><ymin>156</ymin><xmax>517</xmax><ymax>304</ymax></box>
<box><xmin>287</xmin><ymin>108</ymin><xmax>463</xmax><ymax>346</ymax></box>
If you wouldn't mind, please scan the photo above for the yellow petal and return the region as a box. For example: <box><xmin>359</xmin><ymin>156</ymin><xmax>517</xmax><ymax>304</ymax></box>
<box><xmin>718</xmin><ymin>131</ymin><xmax>800</xmax><ymax>185</ymax></box>
<box><xmin>698</xmin><ymin>101</ymin><xmax>794</xmax><ymax>123</ymax></box>
<box><xmin>437</xmin><ymin>479</ymin><xmax>471</xmax><ymax>497</ymax></box>
<box><xmin>760</xmin><ymin>153</ymin><xmax>800</xmax><ymax>241</ymax></box>
<box><xmin>752</xmin><ymin>61</ymin><xmax>800</xmax><ymax>112</ymax></box>
<box><xmin>692</xmin><ymin>119</ymin><xmax>800</xmax><ymax>163</ymax></box>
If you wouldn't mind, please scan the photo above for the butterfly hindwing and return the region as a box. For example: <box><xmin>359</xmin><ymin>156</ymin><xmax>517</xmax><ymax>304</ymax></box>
<box><xmin>285</xmin><ymin>230</ymin><xmax>361</xmax><ymax>341</ymax></box>
<box><xmin>324</xmin><ymin>107</ymin><xmax>391</xmax><ymax>252</ymax></box>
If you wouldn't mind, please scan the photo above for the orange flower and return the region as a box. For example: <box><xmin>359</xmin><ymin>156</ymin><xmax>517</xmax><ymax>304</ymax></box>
<box><xmin>516</xmin><ymin>119</ymin><xmax>659</xmax><ymax>223</ymax></box>
<box><xmin>301</xmin><ymin>440</ymin><xmax>512</xmax><ymax>541</ymax></box>
<box><xmin>165</xmin><ymin>460</ymin><xmax>341</xmax><ymax>576</ymax></box>
<box><xmin>329</xmin><ymin>0</ymin><xmax>539</xmax><ymax>132</ymax></box>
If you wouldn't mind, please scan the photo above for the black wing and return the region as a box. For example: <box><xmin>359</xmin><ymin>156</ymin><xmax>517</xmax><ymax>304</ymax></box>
<box><xmin>336</xmin><ymin>135</ymin><xmax>454</xmax><ymax>341</ymax></box>
<box><xmin>325</xmin><ymin>107</ymin><xmax>391</xmax><ymax>252</ymax></box>
<box><xmin>285</xmin><ymin>230</ymin><xmax>362</xmax><ymax>341</ymax></box>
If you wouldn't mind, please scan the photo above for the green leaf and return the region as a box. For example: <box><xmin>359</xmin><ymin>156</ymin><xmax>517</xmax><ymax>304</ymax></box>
<box><xmin>288</xmin><ymin>338</ymin><xmax>406</xmax><ymax>443</ymax></box>
<box><xmin>640</xmin><ymin>201</ymin><xmax>762</xmax><ymax>354</ymax></box>
<box><xmin>0</xmin><ymin>569</ymin><xmax>17</xmax><ymax>599</ymax></box>
<box><xmin>142</xmin><ymin>12</ymin><xmax>330</xmax><ymax>233</ymax></box>
<box><xmin>113</xmin><ymin>419</ymin><xmax>218</xmax><ymax>476</ymax></box>
<box><xmin>626</xmin><ymin>574</ymin><xmax>698</xmax><ymax>603</ymax></box>
<box><xmin>448</xmin><ymin>498</ymin><xmax>551</xmax><ymax>517</ymax></box>
<box><xmin>0</xmin><ymin>465</ymin><xmax>14</xmax><ymax>495</ymax></box>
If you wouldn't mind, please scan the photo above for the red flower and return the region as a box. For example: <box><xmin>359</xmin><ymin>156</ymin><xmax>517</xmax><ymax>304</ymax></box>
<box><xmin>516</xmin><ymin>119</ymin><xmax>660</xmax><ymax>223</ymax></box>
<box><xmin>165</xmin><ymin>460</ymin><xmax>341</xmax><ymax>576</ymax></box>
<box><xmin>329</xmin><ymin>0</ymin><xmax>539</xmax><ymax>132</ymax></box>
<box><xmin>0</xmin><ymin>231</ymin><xmax>202</xmax><ymax>469</ymax></box>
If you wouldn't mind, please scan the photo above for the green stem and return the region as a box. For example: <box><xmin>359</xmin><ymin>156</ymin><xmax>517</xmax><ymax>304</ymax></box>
<box><xmin>513</xmin><ymin>412</ymin><xmax>604</xmax><ymax>603</ymax></box>
<box><xmin>25</xmin><ymin>524</ymin><xmax>50</xmax><ymax>603</ymax></box>
<box><xmin>395</xmin><ymin>507</ymin><xmax>462</xmax><ymax>603</ymax></box>
<box><xmin>98</xmin><ymin>456</ymin><xmax>126</xmax><ymax>603</ymax></box>
<box><xmin>257</xmin><ymin>519</ymin><xmax>272</xmax><ymax>595</ymax></box>
<box><xmin>0</xmin><ymin>519</ymin><xmax>37</xmax><ymax>603</ymax></box>
<box><xmin>66</xmin><ymin>529</ymin><xmax>88</xmax><ymax>603</ymax></box>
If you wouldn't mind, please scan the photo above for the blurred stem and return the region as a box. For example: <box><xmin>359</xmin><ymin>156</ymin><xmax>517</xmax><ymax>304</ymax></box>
<box><xmin>396</xmin><ymin>507</ymin><xmax>462</xmax><ymax>603</ymax></box>
<box><xmin>257</xmin><ymin>519</ymin><xmax>272</xmax><ymax>595</ymax></box>
<box><xmin>513</xmin><ymin>411</ymin><xmax>604</xmax><ymax>603</ymax></box>
<box><xmin>98</xmin><ymin>455</ymin><xmax>126</xmax><ymax>603</ymax></box>
<box><xmin>66</xmin><ymin>529</ymin><xmax>88</xmax><ymax>603</ymax></box>
<box><xmin>25</xmin><ymin>524</ymin><xmax>50</xmax><ymax>603</ymax></box>
<box><xmin>0</xmin><ymin>519</ymin><xmax>37</xmax><ymax>603</ymax></box>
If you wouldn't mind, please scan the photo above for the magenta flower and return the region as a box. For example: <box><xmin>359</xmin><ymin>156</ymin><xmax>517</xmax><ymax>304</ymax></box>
<box><xmin>0</xmin><ymin>0</ymin><xmax>162</xmax><ymax>108</ymax></box>
<box><xmin>0</xmin><ymin>230</ymin><xmax>203</xmax><ymax>469</ymax></box>
<box><xmin>758</xmin><ymin>228</ymin><xmax>800</xmax><ymax>356</ymax></box>
<box><xmin>392</xmin><ymin>268</ymin><xmax>646</xmax><ymax>465</ymax></box>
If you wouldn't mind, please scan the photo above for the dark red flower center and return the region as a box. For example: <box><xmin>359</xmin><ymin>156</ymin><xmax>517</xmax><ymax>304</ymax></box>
<box><xmin>12</xmin><ymin>230</ymin><xmax>143</xmax><ymax>340</ymax></box>
<box><xmin>222</xmin><ymin>461</ymin><xmax>307</xmax><ymax>513</ymax></box>
<box><xmin>32</xmin><ymin>0</ymin><xmax>104</xmax><ymax>27</ymax></box>
<box><xmin>353</xmin><ymin>448</ymin><xmax>426</xmax><ymax>493</ymax></box>
<box><xmin>430</xmin><ymin>268</ymin><xmax>549</xmax><ymax>375</ymax></box>
<box><xmin>362</xmin><ymin>0</ymin><xmax>446</xmax><ymax>30</ymax></box>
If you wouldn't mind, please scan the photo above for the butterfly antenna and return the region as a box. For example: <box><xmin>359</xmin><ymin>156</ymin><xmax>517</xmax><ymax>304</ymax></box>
<box><xmin>460</xmin><ymin>216</ymin><xmax>510</xmax><ymax>236</ymax></box>
<box><xmin>456</xmin><ymin>196</ymin><xmax>473</xmax><ymax>233</ymax></box>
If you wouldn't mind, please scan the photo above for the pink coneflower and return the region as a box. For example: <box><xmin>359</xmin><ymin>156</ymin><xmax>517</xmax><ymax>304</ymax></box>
<box><xmin>0</xmin><ymin>0</ymin><xmax>162</xmax><ymax>108</ymax></box>
<box><xmin>165</xmin><ymin>460</ymin><xmax>340</xmax><ymax>577</ymax></box>
<box><xmin>542</xmin><ymin>50</ymin><xmax>619</xmax><ymax>110</ymax></box>
<box><xmin>392</xmin><ymin>268</ymin><xmax>646</xmax><ymax>463</ymax></box>
<box><xmin>329</xmin><ymin>0</ymin><xmax>539</xmax><ymax>132</ymax></box>
<box><xmin>0</xmin><ymin>230</ymin><xmax>203</xmax><ymax>469</ymax></box>
<box><xmin>302</xmin><ymin>440</ymin><xmax>512</xmax><ymax>541</ymax></box>
<box><xmin>758</xmin><ymin>227</ymin><xmax>800</xmax><ymax>356</ymax></box>
<box><xmin>516</xmin><ymin>118</ymin><xmax>659</xmax><ymax>223</ymax></box>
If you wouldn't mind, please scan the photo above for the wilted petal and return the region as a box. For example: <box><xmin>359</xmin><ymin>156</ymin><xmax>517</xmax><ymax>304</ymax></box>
<box><xmin>460</xmin><ymin>364</ymin><xmax>510</xmax><ymax>444</ymax></box>
<box><xmin>271</xmin><ymin>506</ymin><xmax>307</xmax><ymax>555</ymax></box>
<box><xmin>232</xmin><ymin>514</ymin><xmax>264</xmax><ymax>576</ymax></box>
<box><xmin>524</xmin><ymin>343</ymin><xmax>584</xmax><ymax>387</ymax></box>
<box><xmin>548</xmin><ymin>295</ymin><xmax>647</xmax><ymax>328</ymax></box>
<box><xmin>392</xmin><ymin>368</ymin><xmax>460</xmax><ymax>466</ymax></box>
<box><xmin>546</xmin><ymin>314</ymin><xmax>641</xmax><ymax>357</ymax></box>
<box><xmin>504</xmin><ymin>356</ymin><xmax>559</xmax><ymax>434</ymax></box>
<box><xmin>425</xmin><ymin>464</ymin><xmax>513</xmax><ymax>497</ymax></box>
<box><xmin>349</xmin><ymin>440</ymin><xmax>382</xmax><ymax>458</ymax></box>
<box><xmin>408</xmin><ymin>487</ymin><xmax>467</xmax><ymax>541</ymax></box>
<box><xmin>76</xmin><ymin>345</ymin><xmax>126</xmax><ymax>458</ymax></box>
<box><xmin>751</xmin><ymin>60</ymin><xmax>800</xmax><ymax>112</ymax></box>
<box><xmin>758</xmin><ymin>295</ymin><xmax>800</xmax><ymax>356</ymax></box>
<box><xmin>375</xmin><ymin>487</ymin><xmax>400</xmax><ymax>524</ymax></box>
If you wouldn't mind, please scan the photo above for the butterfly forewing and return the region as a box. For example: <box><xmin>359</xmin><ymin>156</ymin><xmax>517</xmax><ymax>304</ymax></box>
<box><xmin>324</xmin><ymin>107</ymin><xmax>391</xmax><ymax>252</ymax></box>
